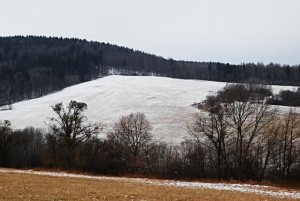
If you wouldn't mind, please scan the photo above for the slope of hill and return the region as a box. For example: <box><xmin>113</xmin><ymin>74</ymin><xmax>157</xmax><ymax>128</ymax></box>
<box><xmin>0</xmin><ymin>75</ymin><xmax>295</xmax><ymax>144</ymax></box>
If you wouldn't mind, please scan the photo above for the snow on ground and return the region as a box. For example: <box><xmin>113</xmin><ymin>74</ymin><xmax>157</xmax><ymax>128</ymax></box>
<box><xmin>0</xmin><ymin>75</ymin><xmax>296</xmax><ymax>144</ymax></box>
<box><xmin>0</xmin><ymin>168</ymin><xmax>299</xmax><ymax>199</ymax></box>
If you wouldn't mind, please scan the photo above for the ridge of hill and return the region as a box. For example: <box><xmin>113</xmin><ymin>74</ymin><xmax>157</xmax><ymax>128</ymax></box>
<box><xmin>0</xmin><ymin>36</ymin><xmax>299</xmax><ymax>106</ymax></box>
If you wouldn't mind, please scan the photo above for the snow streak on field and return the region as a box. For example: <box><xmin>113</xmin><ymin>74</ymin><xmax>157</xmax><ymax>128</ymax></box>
<box><xmin>0</xmin><ymin>76</ymin><xmax>295</xmax><ymax>144</ymax></box>
<box><xmin>0</xmin><ymin>168</ymin><xmax>299</xmax><ymax>199</ymax></box>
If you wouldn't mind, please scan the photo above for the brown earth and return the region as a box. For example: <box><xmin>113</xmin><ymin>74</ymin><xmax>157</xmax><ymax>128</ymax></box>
<box><xmin>0</xmin><ymin>171</ymin><xmax>298</xmax><ymax>201</ymax></box>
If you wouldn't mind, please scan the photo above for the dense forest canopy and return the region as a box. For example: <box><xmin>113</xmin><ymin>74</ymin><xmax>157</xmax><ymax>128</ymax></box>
<box><xmin>0</xmin><ymin>35</ymin><xmax>299</xmax><ymax>106</ymax></box>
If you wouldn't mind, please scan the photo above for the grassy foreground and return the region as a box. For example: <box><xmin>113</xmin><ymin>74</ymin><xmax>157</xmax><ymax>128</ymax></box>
<box><xmin>0</xmin><ymin>171</ymin><xmax>297</xmax><ymax>201</ymax></box>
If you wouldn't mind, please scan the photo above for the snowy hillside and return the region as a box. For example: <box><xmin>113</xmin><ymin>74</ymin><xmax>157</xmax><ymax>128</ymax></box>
<box><xmin>0</xmin><ymin>76</ymin><xmax>296</xmax><ymax>144</ymax></box>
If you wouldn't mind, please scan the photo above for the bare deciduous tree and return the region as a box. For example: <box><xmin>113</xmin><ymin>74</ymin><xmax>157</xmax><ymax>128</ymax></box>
<box><xmin>188</xmin><ymin>104</ymin><xmax>231</xmax><ymax>179</ymax></box>
<box><xmin>47</xmin><ymin>100</ymin><xmax>102</xmax><ymax>166</ymax></box>
<box><xmin>280</xmin><ymin>108</ymin><xmax>300</xmax><ymax>180</ymax></box>
<box><xmin>0</xmin><ymin>120</ymin><xmax>12</xmax><ymax>166</ymax></box>
<box><xmin>228</xmin><ymin>100</ymin><xmax>277</xmax><ymax>178</ymax></box>
<box><xmin>108</xmin><ymin>112</ymin><xmax>152</xmax><ymax>172</ymax></box>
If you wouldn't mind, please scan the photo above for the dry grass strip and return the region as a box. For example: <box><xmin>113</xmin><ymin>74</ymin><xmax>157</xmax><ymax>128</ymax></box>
<box><xmin>0</xmin><ymin>169</ymin><xmax>299</xmax><ymax>201</ymax></box>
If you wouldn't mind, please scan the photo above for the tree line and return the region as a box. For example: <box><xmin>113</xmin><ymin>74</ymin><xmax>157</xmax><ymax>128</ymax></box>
<box><xmin>267</xmin><ymin>88</ymin><xmax>300</xmax><ymax>106</ymax></box>
<box><xmin>1</xmin><ymin>84</ymin><xmax>300</xmax><ymax>183</ymax></box>
<box><xmin>1</xmin><ymin>36</ymin><xmax>300</xmax><ymax>106</ymax></box>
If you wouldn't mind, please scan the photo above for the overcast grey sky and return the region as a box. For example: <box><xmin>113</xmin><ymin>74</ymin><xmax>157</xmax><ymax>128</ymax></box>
<box><xmin>1</xmin><ymin>0</ymin><xmax>300</xmax><ymax>65</ymax></box>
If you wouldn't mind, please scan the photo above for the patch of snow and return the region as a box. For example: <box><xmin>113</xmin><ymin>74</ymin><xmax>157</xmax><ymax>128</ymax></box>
<box><xmin>0</xmin><ymin>75</ymin><xmax>296</xmax><ymax>144</ymax></box>
<box><xmin>0</xmin><ymin>168</ymin><xmax>299</xmax><ymax>199</ymax></box>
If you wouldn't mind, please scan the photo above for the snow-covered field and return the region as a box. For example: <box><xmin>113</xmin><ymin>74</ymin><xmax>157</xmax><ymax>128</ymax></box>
<box><xmin>0</xmin><ymin>168</ymin><xmax>299</xmax><ymax>199</ymax></box>
<box><xmin>0</xmin><ymin>75</ymin><xmax>296</xmax><ymax>144</ymax></box>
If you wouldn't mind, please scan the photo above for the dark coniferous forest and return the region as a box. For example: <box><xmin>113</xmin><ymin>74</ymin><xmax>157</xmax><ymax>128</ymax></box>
<box><xmin>0</xmin><ymin>35</ymin><xmax>299</xmax><ymax>106</ymax></box>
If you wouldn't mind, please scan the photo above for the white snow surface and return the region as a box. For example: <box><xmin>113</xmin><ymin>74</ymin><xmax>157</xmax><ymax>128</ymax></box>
<box><xmin>0</xmin><ymin>168</ymin><xmax>299</xmax><ymax>199</ymax></box>
<box><xmin>0</xmin><ymin>75</ymin><xmax>296</xmax><ymax>144</ymax></box>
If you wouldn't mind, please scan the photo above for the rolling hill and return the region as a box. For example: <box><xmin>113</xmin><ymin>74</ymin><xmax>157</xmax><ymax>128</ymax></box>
<box><xmin>0</xmin><ymin>75</ymin><xmax>295</xmax><ymax>144</ymax></box>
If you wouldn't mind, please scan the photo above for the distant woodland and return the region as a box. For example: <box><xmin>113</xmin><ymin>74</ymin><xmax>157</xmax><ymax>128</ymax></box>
<box><xmin>0</xmin><ymin>36</ymin><xmax>300</xmax><ymax>106</ymax></box>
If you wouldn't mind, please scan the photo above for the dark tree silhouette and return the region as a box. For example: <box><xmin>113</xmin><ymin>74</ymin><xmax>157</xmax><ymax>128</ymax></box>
<box><xmin>108</xmin><ymin>112</ymin><xmax>152</xmax><ymax>172</ymax></box>
<box><xmin>0</xmin><ymin>120</ymin><xmax>12</xmax><ymax>166</ymax></box>
<box><xmin>47</xmin><ymin>100</ymin><xmax>102</xmax><ymax>166</ymax></box>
